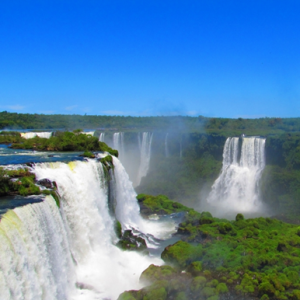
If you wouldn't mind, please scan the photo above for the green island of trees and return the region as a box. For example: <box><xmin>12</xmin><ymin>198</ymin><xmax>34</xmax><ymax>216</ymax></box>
<box><xmin>0</xmin><ymin>129</ymin><xmax>118</xmax><ymax>157</ymax></box>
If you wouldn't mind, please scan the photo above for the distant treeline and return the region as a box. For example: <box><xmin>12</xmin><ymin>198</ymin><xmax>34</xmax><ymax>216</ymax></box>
<box><xmin>1</xmin><ymin>111</ymin><xmax>300</xmax><ymax>135</ymax></box>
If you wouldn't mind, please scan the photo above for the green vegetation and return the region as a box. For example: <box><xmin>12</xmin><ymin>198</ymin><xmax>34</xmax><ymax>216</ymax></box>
<box><xmin>0</xmin><ymin>167</ymin><xmax>40</xmax><ymax>196</ymax></box>
<box><xmin>100</xmin><ymin>155</ymin><xmax>114</xmax><ymax>171</ymax></box>
<box><xmin>0</xmin><ymin>131</ymin><xmax>23</xmax><ymax>144</ymax></box>
<box><xmin>261</xmin><ymin>133</ymin><xmax>300</xmax><ymax>223</ymax></box>
<box><xmin>0</xmin><ymin>167</ymin><xmax>60</xmax><ymax>206</ymax></box>
<box><xmin>119</xmin><ymin>211</ymin><xmax>300</xmax><ymax>300</ymax></box>
<box><xmin>82</xmin><ymin>151</ymin><xmax>96</xmax><ymax>158</ymax></box>
<box><xmin>5</xmin><ymin>130</ymin><xmax>118</xmax><ymax>156</ymax></box>
<box><xmin>137</xmin><ymin>194</ymin><xmax>192</xmax><ymax>216</ymax></box>
<box><xmin>2</xmin><ymin>111</ymin><xmax>300</xmax><ymax>136</ymax></box>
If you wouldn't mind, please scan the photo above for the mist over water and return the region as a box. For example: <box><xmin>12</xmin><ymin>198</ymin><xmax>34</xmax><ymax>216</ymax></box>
<box><xmin>205</xmin><ymin>136</ymin><xmax>267</xmax><ymax>218</ymax></box>
<box><xmin>164</xmin><ymin>133</ymin><xmax>169</xmax><ymax>158</ymax></box>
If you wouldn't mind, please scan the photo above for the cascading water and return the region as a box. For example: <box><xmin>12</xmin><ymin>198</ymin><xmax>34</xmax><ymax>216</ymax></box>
<box><xmin>0</xmin><ymin>196</ymin><xmax>74</xmax><ymax>300</ymax></box>
<box><xmin>165</xmin><ymin>133</ymin><xmax>169</xmax><ymax>158</ymax></box>
<box><xmin>113</xmin><ymin>156</ymin><xmax>176</xmax><ymax>240</ymax></box>
<box><xmin>20</xmin><ymin>132</ymin><xmax>53</xmax><ymax>139</ymax></box>
<box><xmin>1</xmin><ymin>158</ymin><xmax>174</xmax><ymax>300</ymax></box>
<box><xmin>99</xmin><ymin>133</ymin><xmax>105</xmax><ymax>142</ymax></box>
<box><xmin>207</xmin><ymin>136</ymin><xmax>266</xmax><ymax>217</ymax></box>
<box><xmin>136</xmin><ymin>132</ymin><xmax>153</xmax><ymax>186</ymax></box>
<box><xmin>113</xmin><ymin>132</ymin><xmax>124</xmax><ymax>160</ymax></box>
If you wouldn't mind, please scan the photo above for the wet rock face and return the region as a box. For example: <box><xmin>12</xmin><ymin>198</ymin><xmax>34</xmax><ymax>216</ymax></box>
<box><xmin>36</xmin><ymin>178</ymin><xmax>54</xmax><ymax>189</ymax></box>
<box><xmin>116</xmin><ymin>229</ymin><xmax>147</xmax><ymax>252</ymax></box>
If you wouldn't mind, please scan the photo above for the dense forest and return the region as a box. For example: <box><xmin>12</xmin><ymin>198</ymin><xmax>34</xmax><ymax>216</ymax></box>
<box><xmin>1</xmin><ymin>111</ymin><xmax>300</xmax><ymax>136</ymax></box>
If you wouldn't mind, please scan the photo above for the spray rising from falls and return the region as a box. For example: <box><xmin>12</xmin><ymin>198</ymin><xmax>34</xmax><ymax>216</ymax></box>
<box><xmin>165</xmin><ymin>133</ymin><xmax>169</xmax><ymax>158</ymax></box>
<box><xmin>20</xmin><ymin>132</ymin><xmax>53</xmax><ymax>139</ymax></box>
<box><xmin>207</xmin><ymin>136</ymin><xmax>266</xmax><ymax>217</ymax></box>
<box><xmin>1</xmin><ymin>158</ymin><xmax>174</xmax><ymax>299</ymax></box>
<box><xmin>136</xmin><ymin>132</ymin><xmax>153</xmax><ymax>186</ymax></box>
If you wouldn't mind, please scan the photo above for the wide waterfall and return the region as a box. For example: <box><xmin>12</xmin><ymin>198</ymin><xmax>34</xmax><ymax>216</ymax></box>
<box><xmin>0</xmin><ymin>157</ymin><xmax>174</xmax><ymax>300</ymax></box>
<box><xmin>207</xmin><ymin>136</ymin><xmax>266</xmax><ymax>217</ymax></box>
<box><xmin>20</xmin><ymin>132</ymin><xmax>53</xmax><ymax>139</ymax></box>
<box><xmin>136</xmin><ymin>132</ymin><xmax>153</xmax><ymax>186</ymax></box>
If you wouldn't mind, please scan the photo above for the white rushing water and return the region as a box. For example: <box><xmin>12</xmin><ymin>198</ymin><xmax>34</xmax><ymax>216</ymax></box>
<box><xmin>0</xmin><ymin>158</ymin><xmax>175</xmax><ymax>300</ymax></box>
<box><xmin>207</xmin><ymin>136</ymin><xmax>266</xmax><ymax>217</ymax></box>
<box><xmin>0</xmin><ymin>196</ymin><xmax>74</xmax><ymax>300</ymax></box>
<box><xmin>20</xmin><ymin>132</ymin><xmax>53</xmax><ymax>139</ymax></box>
<box><xmin>136</xmin><ymin>132</ymin><xmax>153</xmax><ymax>186</ymax></box>
<box><xmin>113</xmin><ymin>157</ymin><xmax>176</xmax><ymax>240</ymax></box>
<box><xmin>113</xmin><ymin>133</ymin><xmax>124</xmax><ymax>160</ymax></box>
<box><xmin>82</xmin><ymin>132</ymin><xmax>95</xmax><ymax>136</ymax></box>
<box><xmin>98</xmin><ymin>133</ymin><xmax>105</xmax><ymax>142</ymax></box>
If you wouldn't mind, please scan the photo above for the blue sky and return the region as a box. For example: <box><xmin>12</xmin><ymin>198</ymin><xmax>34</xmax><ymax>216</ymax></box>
<box><xmin>0</xmin><ymin>0</ymin><xmax>299</xmax><ymax>118</ymax></box>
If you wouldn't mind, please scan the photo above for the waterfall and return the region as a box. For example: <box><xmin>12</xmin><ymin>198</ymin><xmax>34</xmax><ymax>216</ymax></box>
<box><xmin>165</xmin><ymin>133</ymin><xmax>169</xmax><ymax>158</ymax></box>
<box><xmin>113</xmin><ymin>132</ymin><xmax>124</xmax><ymax>160</ymax></box>
<box><xmin>0</xmin><ymin>196</ymin><xmax>74</xmax><ymax>300</ymax></box>
<box><xmin>20</xmin><ymin>132</ymin><xmax>52</xmax><ymax>139</ymax></box>
<box><xmin>207</xmin><ymin>136</ymin><xmax>266</xmax><ymax>216</ymax></box>
<box><xmin>1</xmin><ymin>158</ymin><xmax>173</xmax><ymax>299</ymax></box>
<box><xmin>136</xmin><ymin>132</ymin><xmax>153</xmax><ymax>186</ymax></box>
<box><xmin>99</xmin><ymin>133</ymin><xmax>105</xmax><ymax>142</ymax></box>
<box><xmin>82</xmin><ymin>131</ymin><xmax>94</xmax><ymax>136</ymax></box>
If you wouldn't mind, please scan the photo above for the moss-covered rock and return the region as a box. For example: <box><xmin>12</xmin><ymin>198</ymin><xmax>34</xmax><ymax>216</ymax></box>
<box><xmin>137</xmin><ymin>194</ymin><xmax>192</xmax><ymax>216</ymax></box>
<box><xmin>116</xmin><ymin>229</ymin><xmax>147</xmax><ymax>252</ymax></box>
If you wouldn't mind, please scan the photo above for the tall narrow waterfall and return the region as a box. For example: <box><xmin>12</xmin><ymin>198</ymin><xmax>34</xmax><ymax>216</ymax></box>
<box><xmin>207</xmin><ymin>136</ymin><xmax>266</xmax><ymax>217</ymax></box>
<box><xmin>136</xmin><ymin>132</ymin><xmax>153</xmax><ymax>186</ymax></box>
<box><xmin>113</xmin><ymin>132</ymin><xmax>125</xmax><ymax>160</ymax></box>
<box><xmin>99</xmin><ymin>132</ymin><xmax>105</xmax><ymax>142</ymax></box>
<box><xmin>165</xmin><ymin>133</ymin><xmax>169</xmax><ymax>158</ymax></box>
<box><xmin>0</xmin><ymin>158</ymin><xmax>173</xmax><ymax>300</ymax></box>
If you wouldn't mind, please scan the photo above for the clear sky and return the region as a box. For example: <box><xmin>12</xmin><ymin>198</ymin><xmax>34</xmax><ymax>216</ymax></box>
<box><xmin>0</xmin><ymin>0</ymin><xmax>299</xmax><ymax>118</ymax></box>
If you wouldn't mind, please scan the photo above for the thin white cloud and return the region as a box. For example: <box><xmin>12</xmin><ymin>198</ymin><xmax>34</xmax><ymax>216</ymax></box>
<box><xmin>6</xmin><ymin>105</ymin><xmax>25</xmax><ymax>111</ymax></box>
<box><xmin>186</xmin><ymin>110</ymin><xmax>199</xmax><ymax>116</ymax></box>
<box><xmin>65</xmin><ymin>105</ymin><xmax>78</xmax><ymax>111</ymax></box>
